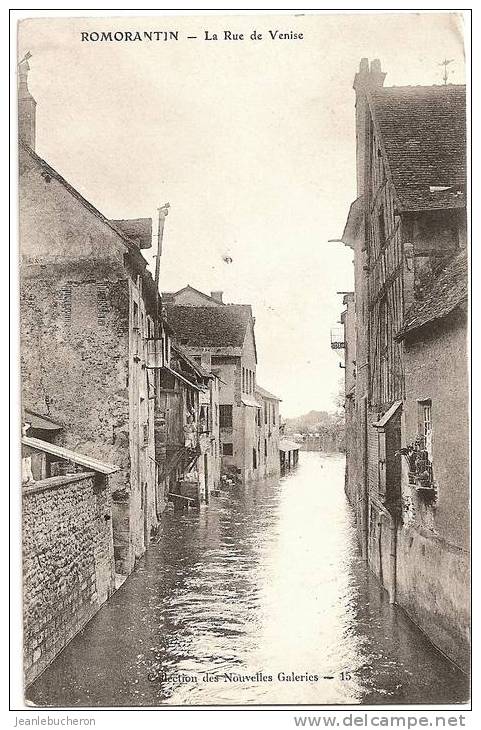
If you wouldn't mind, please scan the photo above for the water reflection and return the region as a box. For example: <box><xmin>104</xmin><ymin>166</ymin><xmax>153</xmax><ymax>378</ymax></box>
<box><xmin>27</xmin><ymin>452</ymin><xmax>468</xmax><ymax>706</ymax></box>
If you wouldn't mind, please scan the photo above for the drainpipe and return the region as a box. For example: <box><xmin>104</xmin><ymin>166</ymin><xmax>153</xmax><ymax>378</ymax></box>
<box><xmin>360</xmin><ymin>396</ymin><xmax>368</xmax><ymax>560</ymax></box>
<box><xmin>389</xmin><ymin>514</ymin><xmax>397</xmax><ymax>605</ymax></box>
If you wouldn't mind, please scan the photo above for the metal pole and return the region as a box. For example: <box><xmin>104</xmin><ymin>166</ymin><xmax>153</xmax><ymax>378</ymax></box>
<box><xmin>154</xmin><ymin>203</ymin><xmax>170</xmax><ymax>293</ymax></box>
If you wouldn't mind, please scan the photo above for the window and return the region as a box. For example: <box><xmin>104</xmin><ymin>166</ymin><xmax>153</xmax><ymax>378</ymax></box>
<box><xmin>162</xmin><ymin>333</ymin><xmax>170</xmax><ymax>366</ymax></box>
<box><xmin>222</xmin><ymin>442</ymin><xmax>233</xmax><ymax>456</ymax></box>
<box><xmin>132</xmin><ymin>302</ymin><xmax>140</xmax><ymax>357</ymax></box>
<box><xmin>264</xmin><ymin>403</ymin><xmax>268</xmax><ymax>424</ymax></box>
<box><xmin>253</xmin><ymin>448</ymin><xmax>257</xmax><ymax>469</ymax></box>
<box><xmin>419</xmin><ymin>399</ymin><xmax>433</xmax><ymax>462</ymax></box>
<box><xmin>146</xmin><ymin>316</ymin><xmax>153</xmax><ymax>339</ymax></box>
<box><xmin>272</xmin><ymin>404</ymin><xmax>276</xmax><ymax>425</ymax></box>
<box><xmin>199</xmin><ymin>405</ymin><xmax>209</xmax><ymax>432</ymax></box>
<box><xmin>219</xmin><ymin>405</ymin><xmax>233</xmax><ymax>428</ymax></box>
<box><xmin>242</xmin><ymin>367</ymin><xmax>245</xmax><ymax>392</ymax></box>
<box><xmin>264</xmin><ymin>439</ymin><xmax>267</xmax><ymax>458</ymax></box>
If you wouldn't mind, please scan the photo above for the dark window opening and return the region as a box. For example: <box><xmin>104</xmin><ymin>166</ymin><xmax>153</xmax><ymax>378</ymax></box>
<box><xmin>222</xmin><ymin>442</ymin><xmax>233</xmax><ymax>456</ymax></box>
<box><xmin>219</xmin><ymin>405</ymin><xmax>233</xmax><ymax>428</ymax></box>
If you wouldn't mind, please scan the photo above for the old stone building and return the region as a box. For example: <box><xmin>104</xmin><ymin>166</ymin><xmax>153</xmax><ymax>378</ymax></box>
<box><xmin>336</xmin><ymin>59</ymin><xmax>468</xmax><ymax>670</ymax></box>
<box><xmin>157</xmin><ymin>340</ymin><xmax>220</xmax><ymax>508</ymax></box>
<box><xmin>21</xmin><ymin>438</ymin><xmax>118</xmax><ymax>685</ymax></box>
<box><xmin>19</xmin><ymin>58</ymin><xmax>176</xmax><ymax>593</ymax></box>
<box><xmin>19</xmin><ymin>142</ymin><xmax>163</xmax><ymax>578</ymax></box>
<box><xmin>394</xmin><ymin>250</ymin><xmax>469</xmax><ymax>670</ymax></box>
<box><xmin>18</xmin><ymin>59</ymin><xmax>226</xmax><ymax>684</ymax></box>
<box><xmin>255</xmin><ymin>385</ymin><xmax>281</xmax><ymax>479</ymax></box>
<box><xmin>163</xmin><ymin>287</ymin><xmax>267</xmax><ymax>483</ymax></box>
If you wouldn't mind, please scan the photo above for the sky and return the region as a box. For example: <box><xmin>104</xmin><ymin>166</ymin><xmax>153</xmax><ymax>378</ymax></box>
<box><xmin>18</xmin><ymin>12</ymin><xmax>466</xmax><ymax>417</ymax></box>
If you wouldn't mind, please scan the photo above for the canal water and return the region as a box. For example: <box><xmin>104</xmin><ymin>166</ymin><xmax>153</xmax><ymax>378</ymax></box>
<box><xmin>27</xmin><ymin>452</ymin><xmax>468</xmax><ymax>707</ymax></box>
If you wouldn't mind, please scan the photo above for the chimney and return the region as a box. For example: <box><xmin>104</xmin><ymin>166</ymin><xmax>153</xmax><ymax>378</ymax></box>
<box><xmin>200</xmin><ymin>349</ymin><xmax>212</xmax><ymax>371</ymax></box>
<box><xmin>210</xmin><ymin>290</ymin><xmax>223</xmax><ymax>304</ymax></box>
<box><xmin>18</xmin><ymin>55</ymin><xmax>36</xmax><ymax>149</ymax></box>
<box><xmin>353</xmin><ymin>58</ymin><xmax>386</xmax><ymax>196</ymax></box>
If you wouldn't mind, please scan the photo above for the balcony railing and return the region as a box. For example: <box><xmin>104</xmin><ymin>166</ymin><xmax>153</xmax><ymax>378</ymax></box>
<box><xmin>330</xmin><ymin>327</ymin><xmax>345</xmax><ymax>350</ymax></box>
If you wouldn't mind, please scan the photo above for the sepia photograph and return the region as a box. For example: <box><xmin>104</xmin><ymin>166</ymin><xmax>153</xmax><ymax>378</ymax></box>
<box><xmin>13</xmin><ymin>9</ymin><xmax>470</xmax><ymax>712</ymax></box>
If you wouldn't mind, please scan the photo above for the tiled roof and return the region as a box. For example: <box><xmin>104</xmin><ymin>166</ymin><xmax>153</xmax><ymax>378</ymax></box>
<box><xmin>341</xmin><ymin>196</ymin><xmax>364</xmax><ymax>248</ymax></box>
<box><xmin>369</xmin><ymin>85</ymin><xmax>466</xmax><ymax>211</ymax></box>
<box><xmin>162</xmin><ymin>286</ymin><xmax>221</xmax><ymax>305</ymax></box>
<box><xmin>256</xmin><ymin>385</ymin><xmax>282</xmax><ymax>401</ymax></box>
<box><xmin>24</xmin><ymin>410</ymin><xmax>62</xmax><ymax>431</ymax></box>
<box><xmin>110</xmin><ymin>218</ymin><xmax>152</xmax><ymax>250</ymax></box>
<box><xmin>279</xmin><ymin>439</ymin><xmax>300</xmax><ymax>452</ymax></box>
<box><xmin>396</xmin><ymin>249</ymin><xmax>468</xmax><ymax>339</ymax></box>
<box><xmin>165</xmin><ymin>304</ymin><xmax>252</xmax><ymax>348</ymax></box>
<box><xmin>171</xmin><ymin>342</ymin><xmax>212</xmax><ymax>379</ymax></box>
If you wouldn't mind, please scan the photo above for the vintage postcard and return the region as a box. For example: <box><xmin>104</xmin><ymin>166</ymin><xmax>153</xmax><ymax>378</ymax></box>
<box><xmin>14</xmin><ymin>10</ymin><xmax>470</xmax><ymax>712</ymax></box>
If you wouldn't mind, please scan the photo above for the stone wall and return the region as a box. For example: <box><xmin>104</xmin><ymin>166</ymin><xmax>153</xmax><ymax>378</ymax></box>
<box><xmin>395</xmin><ymin>312</ymin><xmax>470</xmax><ymax>671</ymax></box>
<box><xmin>396</xmin><ymin>526</ymin><xmax>470</xmax><ymax>673</ymax></box>
<box><xmin>20</xmin><ymin>264</ymin><xmax>131</xmax><ymax>472</ymax></box>
<box><xmin>23</xmin><ymin>472</ymin><xmax>115</xmax><ymax>685</ymax></box>
<box><xmin>402</xmin><ymin>313</ymin><xmax>469</xmax><ymax>550</ymax></box>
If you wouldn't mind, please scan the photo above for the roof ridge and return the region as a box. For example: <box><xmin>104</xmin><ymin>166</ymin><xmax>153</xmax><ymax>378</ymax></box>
<box><xmin>376</xmin><ymin>83</ymin><xmax>465</xmax><ymax>90</ymax></box>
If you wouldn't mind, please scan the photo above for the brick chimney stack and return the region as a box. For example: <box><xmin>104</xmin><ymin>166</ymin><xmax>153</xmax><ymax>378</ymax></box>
<box><xmin>200</xmin><ymin>349</ymin><xmax>212</xmax><ymax>371</ymax></box>
<box><xmin>353</xmin><ymin>58</ymin><xmax>386</xmax><ymax>196</ymax></box>
<box><xmin>210</xmin><ymin>291</ymin><xmax>224</xmax><ymax>304</ymax></box>
<box><xmin>18</xmin><ymin>54</ymin><xmax>36</xmax><ymax>150</ymax></box>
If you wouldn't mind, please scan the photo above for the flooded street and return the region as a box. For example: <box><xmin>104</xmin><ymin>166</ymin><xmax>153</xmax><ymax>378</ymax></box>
<box><xmin>27</xmin><ymin>452</ymin><xmax>468</xmax><ymax>707</ymax></box>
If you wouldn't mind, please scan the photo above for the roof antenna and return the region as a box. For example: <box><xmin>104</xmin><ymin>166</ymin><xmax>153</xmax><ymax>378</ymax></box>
<box><xmin>439</xmin><ymin>58</ymin><xmax>454</xmax><ymax>85</ymax></box>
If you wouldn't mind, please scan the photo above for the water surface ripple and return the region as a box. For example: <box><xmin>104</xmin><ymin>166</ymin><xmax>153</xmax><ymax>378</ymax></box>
<box><xmin>27</xmin><ymin>452</ymin><xmax>469</xmax><ymax>706</ymax></box>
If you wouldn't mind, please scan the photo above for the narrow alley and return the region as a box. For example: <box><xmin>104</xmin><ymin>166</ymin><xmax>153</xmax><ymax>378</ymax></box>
<box><xmin>26</xmin><ymin>453</ymin><xmax>468</xmax><ymax>707</ymax></box>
